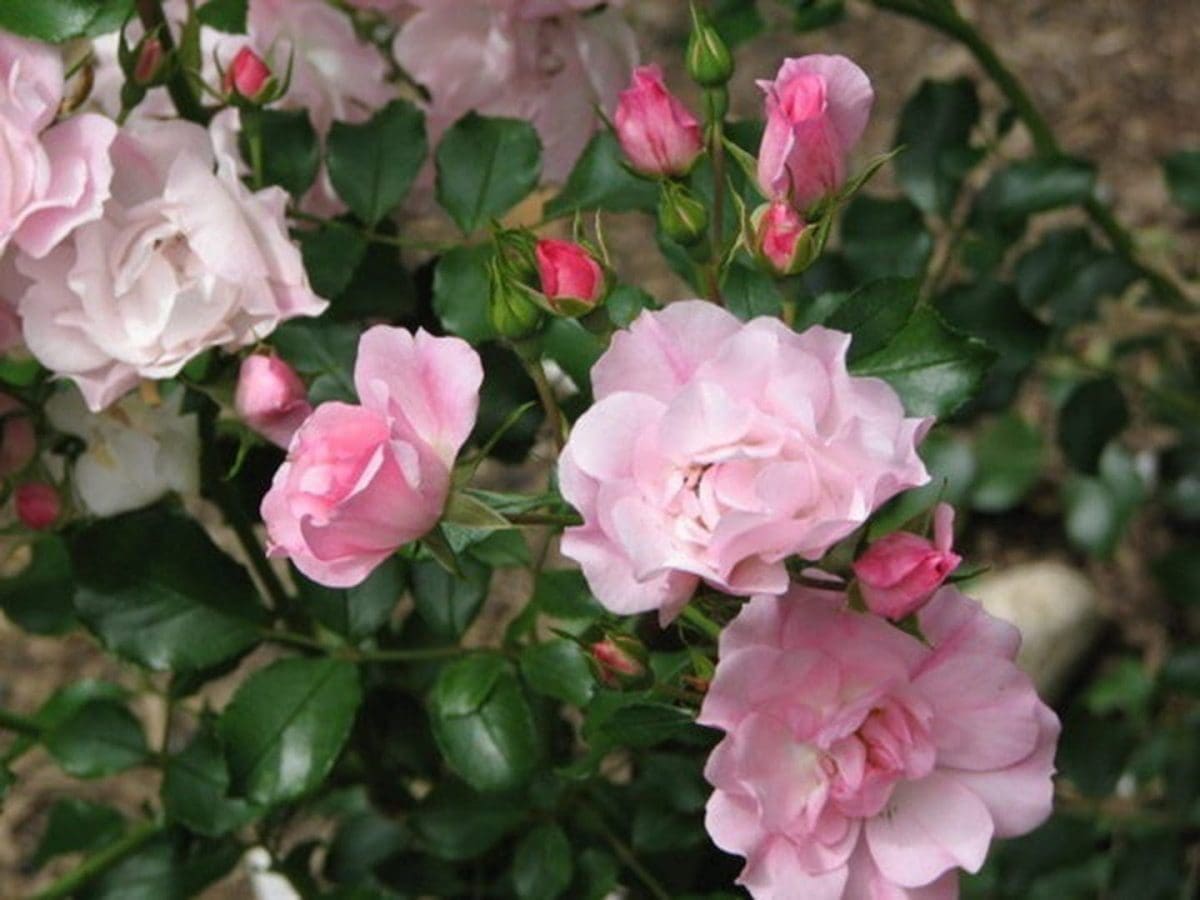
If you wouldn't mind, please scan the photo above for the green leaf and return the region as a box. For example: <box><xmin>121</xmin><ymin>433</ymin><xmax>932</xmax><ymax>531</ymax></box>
<box><xmin>71</xmin><ymin>509</ymin><xmax>266</xmax><ymax>672</ymax></box>
<box><xmin>79</xmin><ymin>833</ymin><xmax>241</xmax><ymax>900</ymax></box>
<box><xmin>197</xmin><ymin>0</ymin><xmax>247</xmax><ymax>32</ymax></box>
<box><xmin>325</xmin><ymin>811</ymin><xmax>407</xmax><ymax>885</ymax></box>
<box><xmin>519</xmin><ymin>639</ymin><xmax>596</xmax><ymax>707</ymax></box>
<box><xmin>429</xmin><ymin>655</ymin><xmax>542</xmax><ymax>792</ymax></box>
<box><xmin>33</xmin><ymin>799</ymin><xmax>124</xmax><ymax>868</ymax></box>
<box><xmin>894</xmin><ymin>77</ymin><xmax>982</xmax><ymax>216</ymax></box>
<box><xmin>970</xmin><ymin>415</ymin><xmax>1043</xmax><ymax>513</ymax></box>
<box><xmin>606</xmin><ymin>285</ymin><xmax>655</xmax><ymax>328</ymax></box>
<box><xmin>0</xmin><ymin>0</ymin><xmax>132</xmax><ymax>41</ymax></box>
<box><xmin>409</xmin><ymin>783</ymin><xmax>525</xmax><ymax>861</ymax></box>
<box><xmin>219</xmin><ymin>657</ymin><xmax>362</xmax><ymax>805</ymax></box>
<box><xmin>1014</xmin><ymin>228</ymin><xmax>1136</xmax><ymax>327</ymax></box>
<box><xmin>0</xmin><ymin>535</ymin><xmax>75</xmax><ymax>635</ymax></box>
<box><xmin>241</xmin><ymin>108</ymin><xmax>321</xmax><ymax>199</ymax></box>
<box><xmin>722</xmin><ymin>263</ymin><xmax>784</xmax><ymax>320</ymax></box>
<box><xmin>588</xmin><ymin>700</ymin><xmax>694</xmax><ymax>750</ymax></box>
<box><xmin>467</xmin><ymin>530</ymin><xmax>531</xmax><ymax>569</ymax></box>
<box><xmin>825</xmin><ymin>277</ymin><xmax>919</xmax><ymax>363</ymax></box>
<box><xmin>1163</xmin><ymin>150</ymin><xmax>1200</xmax><ymax>214</ymax></box>
<box><xmin>1152</xmin><ymin>543</ymin><xmax>1200</xmax><ymax>606</ymax></box>
<box><xmin>271</xmin><ymin>319</ymin><xmax>358</xmax><ymax>399</ymax></box>
<box><xmin>1063</xmin><ymin>444</ymin><xmax>1145</xmax><ymax>557</ymax></box>
<box><xmin>545</xmin><ymin>131</ymin><xmax>658</xmax><ymax>217</ymax></box>
<box><xmin>411</xmin><ymin>556</ymin><xmax>492</xmax><ymax>641</ymax></box>
<box><xmin>298</xmin><ymin>225</ymin><xmax>369</xmax><ymax>300</ymax></box>
<box><xmin>850</xmin><ymin>307</ymin><xmax>995</xmax><ymax>418</ymax></box>
<box><xmin>436</xmin><ymin>113</ymin><xmax>542</xmax><ymax>234</ymax></box>
<box><xmin>1086</xmin><ymin>657</ymin><xmax>1154</xmax><ymax>719</ymax></box>
<box><xmin>533</xmin><ymin>569</ymin><xmax>605</xmax><ymax>624</ymax></box>
<box><xmin>163</xmin><ymin>724</ymin><xmax>261</xmax><ymax>837</ymax></box>
<box><xmin>327</xmin><ymin>100</ymin><xmax>427</xmax><ymax>227</ymax></box>
<box><xmin>297</xmin><ymin>557</ymin><xmax>405</xmax><ymax>641</ymax></box>
<box><xmin>1058</xmin><ymin>378</ymin><xmax>1128</xmax><ymax>474</ymax></box>
<box><xmin>975</xmin><ymin>157</ymin><xmax>1096</xmax><ymax>221</ymax></box>
<box><xmin>542</xmin><ymin>318</ymin><xmax>603</xmax><ymax>397</ymax></box>
<box><xmin>840</xmin><ymin>195</ymin><xmax>933</xmax><ymax>282</ymax></box>
<box><xmin>433</xmin><ymin>244</ymin><xmax>497</xmax><ymax>344</ymax></box>
<box><xmin>43</xmin><ymin>697</ymin><xmax>148</xmax><ymax>778</ymax></box>
<box><xmin>513</xmin><ymin>824</ymin><xmax>573</xmax><ymax>900</ymax></box>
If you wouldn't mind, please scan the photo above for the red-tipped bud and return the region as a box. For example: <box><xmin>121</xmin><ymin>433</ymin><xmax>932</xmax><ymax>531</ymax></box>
<box><xmin>590</xmin><ymin>636</ymin><xmax>649</xmax><ymax>687</ymax></box>
<box><xmin>535</xmin><ymin>239</ymin><xmax>606</xmax><ymax>315</ymax></box>
<box><xmin>16</xmin><ymin>483</ymin><xmax>61</xmax><ymax>531</ymax></box>
<box><xmin>133</xmin><ymin>36</ymin><xmax>166</xmax><ymax>86</ymax></box>
<box><xmin>224</xmin><ymin>47</ymin><xmax>272</xmax><ymax>101</ymax></box>
<box><xmin>751</xmin><ymin>200</ymin><xmax>817</xmax><ymax>276</ymax></box>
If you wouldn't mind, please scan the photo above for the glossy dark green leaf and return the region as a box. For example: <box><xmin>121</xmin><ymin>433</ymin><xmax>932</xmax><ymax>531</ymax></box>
<box><xmin>1058</xmin><ymin>378</ymin><xmax>1128</xmax><ymax>474</ymax></box>
<box><xmin>298</xmin><ymin>225</ymin><xmax>369</xmax><ymax>300</ymax></box>
<box><xmin>409</xmin><ymin>782</ymin><xmax>525</xmax><ymax>861</ymax></box>
<box><xmin>825</xmin><ymin>277</ymin><xmax>919</xmax><ymax>363</ymax></box>
<box><xmin>327</xmin><ymin>100</ymin><xmax>427</xmax><ymax>226</ymax></box>
<box><xmin>513</xmin><ymin>824</ymin><xmax>573</xmax><ymax>900</ymax></box>
<box><xmin>197</xmin><ymin>0</ymin><xmax>247</xmax><ymax>32</ymax></box>
<box><xmin>542</xmin><ymin>317</ymin><xmax>603</xmax><ymax>397</ymax></box>
<box><xmin>429</xmin><ymin>655</ymin><xmax>541</xmax><ymax>792</ymax></box>
<box><xmin>533</xmin><ymin>569</ymin><xmax>605</xmax><ymax>623</ymax></box>
<box><xmin>325</xmin><ymin>811</ymin><xmax>407</xmax><ymax>885</ymax></box>
<box><xmin>241</xmin><ymin>108</ymin><xmax>320</xmax><ymax>198</ymax></box>
<box><xmin>632</xmin><ymin>804</ymin><xmax>704</xmax><ymax>853</ymax></box>
<box><xmin>467</xmin><ymin>530</ymin><xmax>531</xmax><ymax>569</ymax></box>
<box><xmin>43</xmin><ymin>697</ymin><xmax>149</xmax><ymax>778</ymax></box>
<box><xmin>588</xmin><ymin>700</ymin><xmax>694</xmax><ymax>750</ymax></box>
<box><xmin>79</xmin><ymin>833</ymin><xmax>241</xmax><ymax>900</ymax></box>
<box><xmin>71</xmin><ymin>509</ymin><xmax>266</xmax><ymax>672</ymax></box>
<box><xmin>970</xmin><ymin>415</ymin><xmax>1043</xmax><ymax>513</ymax></box>
<box><xmin>840</xmin><ymin>195</ymin><xmax>933</xmax><ymax>281</ymax></box>
<box><xmin>297</xmin><ymin>557</ymin><xmax>405</xmax><ymax>641</ymax></box>
<box><xmin>1014</xmin><ymin>228</ymin><xmax>1136</xmax><ymax>327</ymax></box>
<box><xmin>0</xmin><ymin>0</ymin><xmax>131</xmax><ymax>40</ymax></box>
<box><xmin>271</xmin><ymin>319</ymin><xmax>358</xmax><ymax>399</ymax></box>
<box><xmin>433</xmin><ymin>244</ymin><xmax>496</xmax><ymax>344</ymax></box>
<box><xmin>975</xmin><ymin>157</ymin><xmax>1095</xmax><ymax>221</ymax></box>
<box><xmin>519</xmin><ymin>639</ymin><xmax>595</xmax><ymax>708</ymax></box>
<box><xmin>1163</xmin><ymin>150</ymin><xmax>1200</xmax><ymax>214</ymax></box>
<box><xmin>0</xmin><ymin>535</ymin><xmax>74</xmax><ymax>634</ymax></box>
<box><xmin>219</xmin><ymin>657</ymin><xmax>362</xmax><ymax>805</ymax></box>
<box><xmin>606</xmin><ymin>284</ymin><xmax>656</xmax><ymax>328</ymax></box>
<box><xmin>163</xmin><ymin>724</ymin><xmax>261</xmax><ymax>836</ymax></box>
<box><xmin>411</xmin><ymin>556</ymin><xmax>491</xmax><ymax>641</ymax></box>
<box><xmin>850</xmin><ymin>307</ymin><xmax>995</xmax><ymax>418</ymax></box>
<box><xmin>436</xmin><ymin>113</ymin><xmax>541</xmax><ymax>233</ymax></box>
<box><xmin>545</xmin><ymin>131</ymin><xmax>657</xmax><ymax>217</ymax></box>
<box><xmin>723</xmin><ymin>263</ymin><xmax>783</xmax><ymax>320</ymax></box>
<box><xmin>711</xmin><ymin>0</ymin><xmax>766</xmax><ymax>46</ymax></box>
<box><xmin>33</xmin><ymin>799</ymin><xmax>124</xmax><ymax>868</ymax></box>
<box><xmin>894</xmin><ymin>77</ymin><xmax>982</xmax><ymax>216</ymax></box>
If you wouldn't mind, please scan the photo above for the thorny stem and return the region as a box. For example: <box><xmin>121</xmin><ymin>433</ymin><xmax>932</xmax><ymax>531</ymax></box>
<box><xmin>134</xmin><ymin>0</ymin><xmax>208</xmax><ymax>123</ymax></box>
<box><xmin>867</xmin><ymin>0</ymin><xmax>1193</xmax><ymax>308</ymax></box>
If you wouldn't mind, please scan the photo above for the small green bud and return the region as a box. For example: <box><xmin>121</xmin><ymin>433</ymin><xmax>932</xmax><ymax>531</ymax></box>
<box><xmin>658</xmin><ymin>181</ymin><xmax>709</xmax><ymax>248</ymax></box>
<box><xmin>489</xmin><ymin>258</ymin><xmax>543</xmax><ymax>340</ymax></box>
<box><xmin>687</xmin><ymin>2</ymin><xmax>734</xmax><ymax>88</ymax></box>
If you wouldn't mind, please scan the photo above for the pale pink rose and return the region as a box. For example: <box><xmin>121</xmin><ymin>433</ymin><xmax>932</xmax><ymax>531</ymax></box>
<box><xmin>261</xmin><ymin>327</ymin><xmax>482</xmax><ymax>588</ymax></box>
<box><xmin>854</xmin><ymin>502</ymin><xmax>962</xmax><ymax>620</ymax></box>
<box><xmin>614</xmin><ymin>64</ymin><xmax>704</xmax><ymax>177</ymax></box>
<box><xmin>15</xmin><ymin>120</ymin><xmax>327</xmax><ymax>411</ymax></box>
<box><xmin>394</xmin><ymin>1</ymin><xmax>637</xmax><ymax>183</ymax></box>
<box><xmin>752</xmin><ymin>199</ymin><xmax>808</xmax><ymax>275</ymax></box>
<box><xmin>235</xmin><ymin>355</ymin><xmax>313</xmax><ymax>449</ymax></box>
<box><xmin>0</xmin><ymin>392</ymin><xmax>35</xmax><ymax>476</ymax></box>
<box><xmin>0</xmin><ymin>34</ymin><xmax>116</xmax><ymax>259</ymax></box>
<box><xmin>15</xmin><ymin>482</ymin><xmax>60</xmax><ymax>530</ymax></box>
<box><xmin>757</xmin><ymin>55</ymin><xmax>874</xmax><ymax>208</ymax></box>
<box><xmin>700</xmin><ymin>584</ymin><xmax>1059</xmax><ymax>900</ymax></box>
<box><xmin>535</xmin><ymin>238</ymin><xmax>604</xmax><ymax>311</ymax></box>
<box><xmin>558</xmin><ymin>301</ymin><xmax>931</xmax><ymax>622</ymax></box>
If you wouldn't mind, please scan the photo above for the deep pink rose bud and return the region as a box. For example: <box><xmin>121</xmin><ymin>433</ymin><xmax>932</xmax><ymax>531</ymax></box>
<box><xmin>235</xmin><ymin>355</ymin><xmax>313</xmax><ymax>449</ymax></box>
<box><xmin>590</xmin><ymin>636</ymin><xmax>648</xmax><ymax>687</ymax></box>
<box><xmin>535</xmin><ymin>239</ymin><xmax>605</xmax><ymax>314</ymax></box>
<box><xmin>224</xmin><ymin>47</ymin><xmax>272</xmax><ymax>101</ymax></box>
<box><xmin>16</xmin><ymin>482</ymin><xmax>60</xmax><ymax>530</ymax></box>
<box><xmin>854</xmin><ymin>502</ymin><xmax>961</xmax><ymax>620</ymax></box>
<box><xmin>614</xmin><ymin>64</ymin><xmax>704</xmax><ymax>178</ymax></box>
<box><xmin>133</xmin><ymin>36</ymin><xmax>166</xmax><ymax>86</ymax></box>
<box><xmin>757</xmin><ymin>54</ymin><xmax>874</xmax><ymax>208</ymax></box>
<box><xmin>751</xmin><ymin>199</ymin><xmax>814</xmax><ymax>276</ymax></box>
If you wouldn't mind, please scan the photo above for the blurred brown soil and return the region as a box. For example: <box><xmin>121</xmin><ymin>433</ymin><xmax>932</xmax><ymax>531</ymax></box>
<box><xmin>3</xmin><ymin>1</ymin><xmax>1198</xmax><ymax>895</ymax></box>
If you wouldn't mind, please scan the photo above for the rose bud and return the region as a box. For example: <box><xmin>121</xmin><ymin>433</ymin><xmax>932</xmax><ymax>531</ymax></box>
<box><xmin>16</xmin><ymin>482</ymin><xmax>61</xmax><ymax>530</ymax></box>
<box><xmin>751</xmin><ymin>199</ymin><xmax>817</xmax><ymax>276</ymax></box>
<box><xmin>686</xmin><ymin>2</ymin><xmax>733</xmax><ymax>88</ymax></box>
<box><xmin>133</xmin><ymin>35</ymin><xmax>167</xmax><ymax>86</ymax></box>
<box><xmin>235</xmin><ymin>355</ymin><xmax>313</xmax><ymax>449</ymax></box>
<box><xmin>614</xmin><ymin>65</ymin><xmax>704</xmax><ymax>178</ymax></box>
<box><xmin>757</xmin><ymin>54</ymin><xmax>874</xmax><ymax>208</ymax></box>
<box><xmin>658</xmin><ymin>180</ymin><xmax>708</xmax><ymax>247</ymax></box>
<box><xmin>853</xmin><ymin>502</ymin><xmax>962</xmax><ymax>620</ymax></box>
<box><xmin>224</xmin><ymin>47</ymin><xmax>273</xmax><ymax>102</ymax></box>
<box><xmin>589</xmin><ymin>636</ymin><xmax>649</xmax><ymax>688</ymax></box>
<box><xmin>535</xmin><ymin>239</ymin><xmax>605</xmax><ymax>315</ymax></box>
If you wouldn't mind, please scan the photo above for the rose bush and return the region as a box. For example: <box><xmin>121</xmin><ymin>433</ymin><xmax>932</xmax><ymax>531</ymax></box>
<box><xmin>0</xmin><ymin>1</ymin><xmax>1194</xmax><ymax>898</ymax></box>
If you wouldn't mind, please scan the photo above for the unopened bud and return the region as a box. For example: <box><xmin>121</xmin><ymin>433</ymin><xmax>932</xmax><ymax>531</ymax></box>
<box><xmin>489</xmin><ymin>259</ymin><xmax>543</xmax><ymax>341</ymax></box>
<box><xmin>535</xmin><ymin>239</ymin><xmax>607</xmax><ymax>316</ymax></box>
<box><xmin>589</xmin><ymin>636</ymin><xmax>649</xmax><ymax>687</ymax></box>
<box><xmin>751</xmin><ymin>199</ymin><xmax>818</xmax><ymax>276</ymax></box>
<box><xmin>224</xmin><ymin>47</ymin><xmax>273</xmax><ymax>102</ymax></box>
<box><xmin>235</xmin><ymin>355</ymin><xmax>312</xmax><ymax>449</ymax></box>
<box><xmin>614</xmin><ymin>65</ymin><xmax>704</xmax><ymax>178</ymax></box>
<box><xmin>133</xmin><ymin>35</ymin><xmax>167</xmax><ymax>86</ymax></box>
<box><xmin>687</xmin><ymin>3</ymin><xmax>734</xmax><ymax>88</ymax></box>
<box><xmin>16</xmin><ymin>483</ymin><xmax>61</xmax><ymax>531</ymax></box>
<box><xmin>658</xmin><ymin>181</ymin><xmax>708</xmax><ymax>248</ymax></box>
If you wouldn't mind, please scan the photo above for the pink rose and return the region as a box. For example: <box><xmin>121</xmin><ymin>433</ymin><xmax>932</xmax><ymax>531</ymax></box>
<box><xmin>15</xmin><ymin>482</ymin><xmax>61</xmax><ymax>530</ymax></box>
<box><xmin>614</xmin><ymin>64</ymin><xmax>704</xmax><ymax>177</ymax></box>
<box><xmin>752</xmin><ymin>199</ymin><xmax>809</xmax><ymax>275</ymax></box>
<box><xmin>756</xmin><ymin>55</ymin><xmax>874</xmax><ymax>208</ymax></box>
<box><xmin>224</xmin><ymin>47</ymin><xmax>272</xmax><ymax>101</ymax></box>
<box><xmin>558</xmin><ymin>301</ymin><xmax>931</xmax><ymax>622</ymax></box>
<box><xmin>261</xmin><ymin>327</ymin><xmax>483</xmax><ymax>588</ymax></box>
<box><xmin>0</xmin><ymin>392</ymin><xmax>35</xmax><ymax>476</ymax></box>
<box><xmin>854</xmin><ymin>502</ymin><xmax>962</xmax><ymax>620</ymax></box>
<box><xmin>700</xmin><ymin>584</ymin><xmax>1059</xmax><ymax>899</ymax></box>
<box><xmin>15</xmin><ymin>120</ymin><xmax>327</xmax><ymax>412</ymax></box>
<box><xmin>394</xmin><ymin>1</ymin><xmax>636</xmax><ymax>183</ymax></box>
<box><xmin>535</xmin><ymin>238</ymin><xmax>605</xmax><ymax>311</ymax></box>
<box><xmin>0</xmin><ymin>34</ymin><xmax>116</xmax><ymax>259</ymax></box>
<box><xmin>235</xmin><ymin>355</ymin><xmax>313</xmax><ymax>449</ymax></box>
